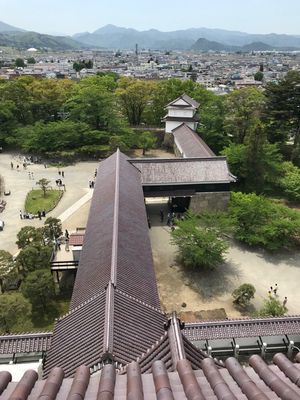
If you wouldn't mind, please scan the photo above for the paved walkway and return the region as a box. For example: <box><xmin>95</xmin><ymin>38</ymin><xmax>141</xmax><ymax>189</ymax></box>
<box><xmin>0</xmin><ymin>152</ymin><xmax>98</xmax><ymax>254</ymax></box>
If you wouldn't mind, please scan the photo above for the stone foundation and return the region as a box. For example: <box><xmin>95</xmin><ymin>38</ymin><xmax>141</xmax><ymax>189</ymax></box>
<box><xmin>189</xmin><ymin>192</ymin><xmax>230</xmax><ymax>213</ymax></box>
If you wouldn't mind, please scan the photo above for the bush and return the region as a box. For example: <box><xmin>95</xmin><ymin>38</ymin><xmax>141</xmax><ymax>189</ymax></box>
<box><xmin>279</xmin><ymin>162</ymin><xmax>300</xmax><ymax>202</ymax></box>
<box><xmin>258</xmin><ymin>297</ymin><xmax>287</xmax><ymax>317</ymax></box>
<box><xmin>171</xmin><ymin>212</ymin><xmax>228</xmax><ymax>269</ymax></box>
<box><xmin>229</xmin><ymin>192</ymin><xmax>300</xmax><ymax>250</ymax></box>
<box><xmin>232</xmin><ymin>283</ymin><xmax>255</xmax><ymax>307</ymax></box>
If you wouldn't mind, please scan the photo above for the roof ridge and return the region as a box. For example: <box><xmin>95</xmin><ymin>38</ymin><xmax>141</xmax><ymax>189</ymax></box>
<box><xmin>115</xmin><ymin>288</ymin><xmax>165</xmax><ymax>314</ymax></box>
<box><xmin>56</xmin><ymin>290</ymin><xmax>106</xmax><ymax>322</ymax></box>
<box><xmin>0</xmin><ymin>332</ymin><xmax>52</xmax><ymax>338</ymax></box>
<box><xmin>117</xmin><ymin>332</ymin><xmax>169</xmax><ymax>374</ymax></box>
<box><xmin>110</xmin><ymin>149</ymin><xmax>120</xmax><ymax>285</ymax></box>
<box><xmin>184</xmin><ymin>315</ymin><xmax>300</xmax><ymax>326</ymax></box>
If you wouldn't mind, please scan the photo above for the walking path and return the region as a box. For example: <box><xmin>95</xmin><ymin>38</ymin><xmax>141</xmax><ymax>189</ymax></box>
<box><xmin>0</xmin><ymin>152</ymin><xmax>98</xmax><ymax>254</ymax></box>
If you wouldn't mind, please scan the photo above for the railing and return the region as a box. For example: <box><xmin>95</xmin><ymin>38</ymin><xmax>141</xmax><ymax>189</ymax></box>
<box><xmin>51</xmin><ymin>260</ymin><xmax>79</xmax><ymax>270</ymax></box>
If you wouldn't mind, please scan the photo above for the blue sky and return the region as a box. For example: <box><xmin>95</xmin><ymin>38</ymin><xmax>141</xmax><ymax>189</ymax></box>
<box><xmin>1</xmin><ymin>0</ymin><xmax>300</xmax><ymax>36</ymax></box>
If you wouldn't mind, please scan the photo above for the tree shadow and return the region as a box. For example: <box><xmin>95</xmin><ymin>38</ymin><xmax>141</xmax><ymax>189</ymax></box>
<box><xmin>230</xmin><ymin>239</ymin><xmax>300</xmax><ymax>268</ymax></box>
<box><xmin>178</xmin><ymin>258</ymin><xmax>242</xmax><ymax>301</ymax></box>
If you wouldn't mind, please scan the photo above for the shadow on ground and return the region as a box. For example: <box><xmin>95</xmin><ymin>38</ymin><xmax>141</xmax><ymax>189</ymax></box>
<box><xmin>229</xmin><ymin>239</ymin><xmax>300</xmax><ymax>268</ymax></box>
<box><xmin>178</xmin><ymin>258</ymin><xmax>242</xmax><ymax>301</ymax></box>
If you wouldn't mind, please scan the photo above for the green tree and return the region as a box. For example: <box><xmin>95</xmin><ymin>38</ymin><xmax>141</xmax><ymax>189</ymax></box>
<box><xmin>279</xmin><ymin>162</ymin><xmax>300</xmax><ymax>201</ymax></box>
<box><xmin>43</xmin><ymin>217</ymin><xmax>62</xmax><ymax>241</ymax></box>
<box><xmin>139</xmin><ymin>131</ymin><xmax>156</xmax><ymax>155</ymax></box>
<box><xmin>15</xmin><ymin>58</ymin><xmax>25</xmax><ymax>68</ymax></box>
<box><xmin>197</xmin><ymin>94</ymin><xmax>230</xmax><ymax>153</ymax></box>
<box><xmin>21</xmin><ymin>269</ymin><xmax>55</xmax><ymax>313</ymax></box>
<box><xmin>265</xmin><ymin>71</ymin><xmax>300</xmax><ymax>149</ymax></box>
<box><xmin>254</xmin><ymin>71</ymin><xmax>264</xmax><ymax>81</ymax></box>
<box><xmin>67</xmin><ymin>83</ymin><xmax>120</xmax><ymax>131</ymax></box>
<box><xmin>16</xmin><ymin>226</ymin><xmax>44</xmax><ymax>249</ymax></box>
<box><xmin>15</xmin><ymin>244</ymin><xmax>52</xmax><ymax>277</ymax></box>
<box><xmin>222</xmin><ymin>122</ymin><xmax>282</xmax><ymax>193</ymax></box>
<box><xmin>224</xmin><ymin>87</ymin><xmax>265</xmax><ymax>144</ymax></box>
<box><xmin>0</xmin><ymin>100</ymin><xmax>18</xmax><ymax>145</ymax></box>
<box><xmin>0</xmin><ymin>77</ymin><xmax>34</xmax><ymax>125</ymax></box>
<box><xmin>232</xmin><ymin>283</ymin><xmax>256</xmax><ymax>306</ymax></box>
<box><xmin>229</xmin><ymin>192</ymin><xmax>300</xmax><ymax>250</ymax></box>
<box><xmin>16</xmin><ymin>226</ymin><xmax>45</xmax><ymax>249</ymax></box>
<box><xmin>258</xmin><ymin>297</ymin><xmax>287</xmax><ymax>317</ymax></box>
<box><xmin>27</xmin><ymin>57</ymin><xmax>36</xmax><ymax>64</ymax></box>
<box><xmin>171</xmin><ymin>213</ymin><xmax>228</xmax><ymax>269</ymax></box>
<box><xmin>36</xmin><ymin>178</ymin><xmax>51</xmax><ymax>197</ymax></box>
<box><xmin>0</xmin><ymin>250</ymin><xmax>14</xmax><ymax>293</ymax></box>
<box><xmin>13</xmin><ymin>121</ymin><xmax>102</xmax><ymax>153</ymax></box>
<box><xmin>116</xmin><ymin>78</ymin><xmax>155</xmax><ymax>125</ymax></box>
<box><xmin>0</xmin><ymin>293</ymin><xmax>31</xmax><ymax>333</ymax></box>
<box><xmin>109</xmin><ymin>136</ymin><xmax>129</xmax><ymax>153</ymax></box>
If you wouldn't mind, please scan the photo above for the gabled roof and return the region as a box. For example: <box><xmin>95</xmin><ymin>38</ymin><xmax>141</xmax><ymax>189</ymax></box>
<box><xmin>166</xmin><ymin>93</ymin><xmax>200</xmax><ymax>108</ymax></box>
<box><xmin>70</xmin><ymin>150</ymin><xmax>160</xmax><ymax>309</ymax></box>
<box><xmin>44</xmin><ymin>150</ymin><xmax>166</xmax><ymax>377</ymax></box>
<box><xmin>131</xmin><ymin>157</ymin><xmax>235</xmax><ymax>185</ymax></box>
<box><xmin>172</xmin><ymin>123</ymin><xmax>216</xmax><ymax>158</ymax></box>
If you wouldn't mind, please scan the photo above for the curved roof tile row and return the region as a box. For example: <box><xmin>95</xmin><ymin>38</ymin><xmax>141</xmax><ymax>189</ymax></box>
<box><xmin>2</xmin><ymin>353</ymin><xmax>300</xmax><ymax>399</ymax></box>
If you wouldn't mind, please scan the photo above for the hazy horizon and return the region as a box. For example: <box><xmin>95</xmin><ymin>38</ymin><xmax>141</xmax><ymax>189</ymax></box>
<box><xmin>1</xmin><ymin>0</ymin><xmax>300</xmax><ymax>36</ymax></box>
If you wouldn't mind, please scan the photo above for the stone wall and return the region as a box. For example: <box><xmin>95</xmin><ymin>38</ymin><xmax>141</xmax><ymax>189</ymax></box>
<box><xmin>189</xmin><ymin>192</ymin><xmax>230</xmax><ymax>213</ymax></box>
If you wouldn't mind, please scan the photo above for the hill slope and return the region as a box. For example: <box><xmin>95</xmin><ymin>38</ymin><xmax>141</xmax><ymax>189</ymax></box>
<box><xmin>0</xmin><ymin>31</ymin><xmax>83</xmax><ymax>50</ymax></box>
<box><xmin>74</xmin><ymin>24</ymin><xmax>300</xmax><ymax>50</ymax></box>
<box><xmin>0</xmin><ymin>20</ymin><xmax>24</xmax><ymax>32</ymax></box>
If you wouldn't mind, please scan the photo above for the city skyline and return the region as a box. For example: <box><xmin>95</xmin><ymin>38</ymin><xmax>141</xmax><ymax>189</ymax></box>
<box><xmin>1</xmin><ymin>0</ymin><xmax>300</xmax><ymax>36</ymax></box>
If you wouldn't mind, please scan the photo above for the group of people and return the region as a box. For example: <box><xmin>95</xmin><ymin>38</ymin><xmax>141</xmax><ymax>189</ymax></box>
<box><xmin>19</xmin><ymin>209</ymin><xmax>46</xmax><ymax>220</ymax></box>
<box><xmin>268</xmin><ymin>284</ymin><xmax>288</xmax><ymax>307</ymax></box>
<box><xmin>55</xmin><ymin>230</ymin><xmax>70</xmax><ymax>251</ymax></box>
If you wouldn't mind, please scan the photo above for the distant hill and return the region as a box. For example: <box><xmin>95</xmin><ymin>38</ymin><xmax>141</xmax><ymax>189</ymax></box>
<box><xmin>191</xmin><ymin>38</ymin><xmax>300</xmax><ymax>52</ymax></box>
<box><xmin>0</xmin><ymin>20</ymin><xmax>25</xmax><ymax>32</ymax></box>
<box><xmin>1</xmin><ymin>21</ymin><xmax>300</xmax><ymax>51</ymax></box>
<box><xmin>191</xmin><ymin>38</ymin><xmax>232</xmax><ymax>51</ymax></box>
<box><xmin>0</xmin><ymin>31</ymin><xmax>83</xmax><ymax>50</ymax></box>
<box><xmin>73</xmin><ymin>24</ymin><xmax>300</xmax><ymax>50</ymax></box>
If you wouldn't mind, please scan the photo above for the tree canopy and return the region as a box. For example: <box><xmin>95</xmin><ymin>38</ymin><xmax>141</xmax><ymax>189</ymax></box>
<box><xmin>171</xmin><ymin>212</ymin><xmax>228</xmax><ymax>269</ymax></box>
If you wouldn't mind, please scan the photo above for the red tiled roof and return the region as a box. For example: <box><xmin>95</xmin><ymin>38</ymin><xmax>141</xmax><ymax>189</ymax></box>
<box><xmin>44</xmin><ymin>151</ymin><xmax>166</xmax><ymax>377</ymax></box>
<box><xmin>68</xmin><ymin>234</ymin><xmax>84</xmax><ymax>246</ymax></box>
<box><xmin>0</xmin><ymin>333</ymin><xmax>52</xmax><ymax>355</ymax></box>
<box><xmin>184</xmin><ymin>316</ymin><xmax>300</xmax><ymax>341</ymax></box>
<box><xmin>2</xmin><ymin>353</ymin><xmax>300</xmax><ymax>399</ymax></box>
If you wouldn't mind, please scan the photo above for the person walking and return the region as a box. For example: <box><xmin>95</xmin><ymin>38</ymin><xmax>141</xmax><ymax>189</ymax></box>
<box><xmin>61</xmin><ymin>171</ymin><xmax>64</xmax><ymax>178</ymax></box>
<box><xmin>19</xmin><ymin>210</ymin><xmax>23</xmax><ymax>219</ymax></box>
<box><xmin>65</xmin><ymin>229</ymin><xmax>69</xmax><ymax>239</ymax></box>
<box><xmin>283</xmin><ymin>297</ymin><xmax>288</xmax><ymax>307</ymax></box>
<box><xmin>273</xmin><ymin>283</ymin><xmax>279</xmax><ymax>296</ymax></box>
<box><xmin>160</xmin><ymin>208</ymin><xmax>164</xmax><ymax>223</ymax></box>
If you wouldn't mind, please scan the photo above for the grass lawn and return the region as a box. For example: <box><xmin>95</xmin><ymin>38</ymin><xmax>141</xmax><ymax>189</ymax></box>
<box><xmin>25</xmin><ymin>189</ymin><xmax>63</xmax><ymax>214</ymax></box>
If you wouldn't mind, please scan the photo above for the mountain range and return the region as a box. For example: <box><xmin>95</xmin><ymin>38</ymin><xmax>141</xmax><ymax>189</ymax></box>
<box><xmin>1</xmin><ymin>21</ymin><xmax>300</xmax><ymax>51</ymax></box>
